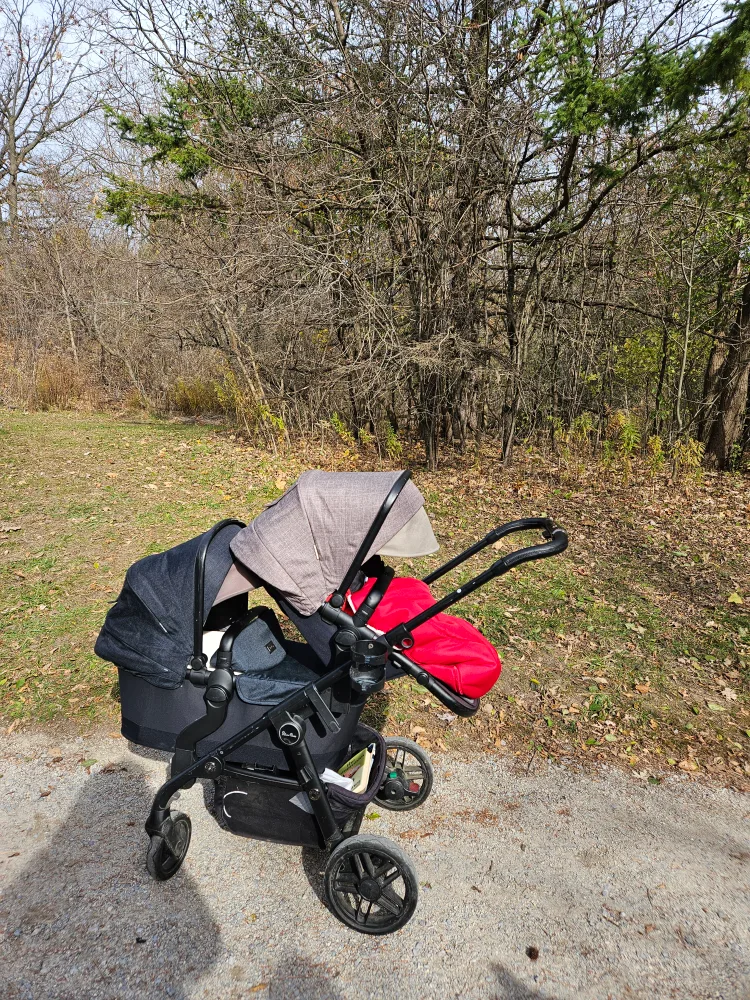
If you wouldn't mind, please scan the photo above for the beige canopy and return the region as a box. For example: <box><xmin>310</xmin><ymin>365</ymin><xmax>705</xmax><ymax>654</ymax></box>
<box><xmin>229</xmin><ymin>471</ymin><xmax>435</xmax><ymax>615</ymax></box>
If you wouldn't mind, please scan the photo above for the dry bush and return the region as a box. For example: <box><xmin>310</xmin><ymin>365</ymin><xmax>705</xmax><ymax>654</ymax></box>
<box><xmin>33</xmin><ymin>356</ymin><xmax>84</xmax><ymax>409</ymax></box>
<box><xmin>167</xmin><ymin>375</ymin><xmax>224</xmax><ymax>416</ymax></box>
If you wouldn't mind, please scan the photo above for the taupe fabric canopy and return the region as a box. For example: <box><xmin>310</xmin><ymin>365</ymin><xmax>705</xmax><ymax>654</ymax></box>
<box><xmin>230</xmin><ymin>471</ymin><xmax>427</xmax><ymax>615</ymax></box>
<box><xmin>377</xmin><ymin>506</ymin><xmax>438</xmax><ymax>558</ymax></box>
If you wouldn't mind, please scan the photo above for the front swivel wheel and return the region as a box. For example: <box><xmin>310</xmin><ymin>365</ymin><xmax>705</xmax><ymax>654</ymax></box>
<box><xmin>375</xmin><ymin>737</ymin><xmax>433</xmax><ymax>811</ymax></box>
<box><xmin>146</xmin><ymin>811</ymin><xmax>191</xmax><ymax>881</ymax></box>
<box><xmin>324</xmin><ymin>835</ymin><xmax>418</xmax><ymax>934</ymax></box>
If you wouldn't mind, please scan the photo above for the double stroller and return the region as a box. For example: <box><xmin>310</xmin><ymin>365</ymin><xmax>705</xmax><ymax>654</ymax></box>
<box><xmin>96</xmin><ymin>470</ymin><xmax>567</xmax><ymax>934</ymax></box>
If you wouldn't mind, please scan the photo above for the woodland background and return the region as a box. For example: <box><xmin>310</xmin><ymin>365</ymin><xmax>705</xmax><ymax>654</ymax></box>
<box><xmin>2</xmin><ymin>0</ymin><xmax>750</xmax><ymax>473</ymax></box>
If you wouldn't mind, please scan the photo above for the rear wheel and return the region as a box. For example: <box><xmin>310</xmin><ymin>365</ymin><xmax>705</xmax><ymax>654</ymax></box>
<box><xmin>146</xmin><ymin>811</ymin><xmax>191</xmax><ymax>881</ymax></box>
<box><xmin>375</xmin><ymin>737</ymin><xmax>433</xmax><ymax>811</ymax></box>
<box><xmin>324</xmin><ymin>835</ymin><xmax>418</xmax><ymax>934</ymax></box>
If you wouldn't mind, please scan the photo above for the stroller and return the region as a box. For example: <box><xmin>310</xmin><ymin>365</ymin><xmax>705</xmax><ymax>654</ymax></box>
<box><xmin>96</xmin><ymin>470</ymin><xmax>567</xmax><ymax>934</ymax></box>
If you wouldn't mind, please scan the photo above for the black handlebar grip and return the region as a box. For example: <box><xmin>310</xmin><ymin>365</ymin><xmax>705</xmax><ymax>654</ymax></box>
<box><xmin>492</xmin><ymin>527</ymin><xmax>568</xmax><ymax>575</ymax></box>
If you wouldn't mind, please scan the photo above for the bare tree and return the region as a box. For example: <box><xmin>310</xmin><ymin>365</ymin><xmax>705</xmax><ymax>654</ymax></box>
<box><xmin>0</xmin><ymin>0</ymin><xmax>102</xmax><ymax>234</ymax></box>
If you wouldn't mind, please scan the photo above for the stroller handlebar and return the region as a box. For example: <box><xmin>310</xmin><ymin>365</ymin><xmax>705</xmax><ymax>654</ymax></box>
<box><xmin>389</xmin><ymin>519</ymin><xmax>568</xmax><ymax>642</ymax></box>
<box><xmin>490</xmin><ymin>525</ymin><xmax>569</xmax><ymax>575</ymax></box>
<box><xmin>423</xmin><ymin>516</ymin><xmax>559</xmax><ymax>584</ymax></box>
<box><xmin>324</xmin><ymin>518</ymin><xmax>568</xmax><ymax>718</ymax></box>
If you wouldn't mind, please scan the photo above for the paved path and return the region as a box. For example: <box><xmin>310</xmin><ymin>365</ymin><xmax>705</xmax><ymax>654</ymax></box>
<box><xmin>0</xmin><ymin>730</ymin><xmax>748</xmax><ymax>1000</ymax></box>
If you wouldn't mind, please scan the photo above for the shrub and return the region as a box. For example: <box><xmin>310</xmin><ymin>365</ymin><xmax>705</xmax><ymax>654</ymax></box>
<box><xmin>168</xmin><ymin>376</ymin><xmax>222</xmax><ymax>415</ymax></box>
<box><xmin>34</xmin><ymin>357</ymin><xmax>84</xmax><ymax>409</ymax></box>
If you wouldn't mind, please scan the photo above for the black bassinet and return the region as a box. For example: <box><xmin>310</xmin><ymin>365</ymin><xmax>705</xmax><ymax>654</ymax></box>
<box><xmin>97</xmin><ymin>519</ymin><xmax>366</xmax><ymax>769</ymax></box>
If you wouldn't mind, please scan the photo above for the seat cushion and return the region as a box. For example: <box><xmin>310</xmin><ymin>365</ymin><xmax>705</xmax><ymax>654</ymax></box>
<box><xmin>207</xmin><ymin>609</ymin><xmax>329</xmax><ymax>706</ymax></box>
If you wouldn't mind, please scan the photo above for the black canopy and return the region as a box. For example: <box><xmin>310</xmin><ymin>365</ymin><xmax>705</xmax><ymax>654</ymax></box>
<box><xmin>95</xmin><ymin>522</ymin><xmax>242</xmax><ymax>689</ymax></box>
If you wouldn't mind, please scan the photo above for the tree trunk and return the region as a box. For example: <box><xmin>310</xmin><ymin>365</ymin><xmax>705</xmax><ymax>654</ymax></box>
<box><xmin>419</xmin><ymin>373</ymin><xmax>440</xmax><ymax>471</ymax></box>
<box><xmin>705</xmin><ymin>274</ymin><xmax>750</xmax><ymax>469</ymax></box>
<box><xmin>7</xmin><ymin>118</ymin><xmax>19</xmax><ymax>235</ymax></box>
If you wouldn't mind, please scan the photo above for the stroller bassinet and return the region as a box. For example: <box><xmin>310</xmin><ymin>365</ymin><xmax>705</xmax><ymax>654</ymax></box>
<box><xmin>96</xmin><ymin>470</ymin><xmax>567</xmax><ymax>934</ymax></box>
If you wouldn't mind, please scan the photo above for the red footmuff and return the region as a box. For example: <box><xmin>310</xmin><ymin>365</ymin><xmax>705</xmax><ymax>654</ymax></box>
<box><xmin>348</xmin><ymin>577</ymin><xmax>502</xmax><ymax>698</ymax></box>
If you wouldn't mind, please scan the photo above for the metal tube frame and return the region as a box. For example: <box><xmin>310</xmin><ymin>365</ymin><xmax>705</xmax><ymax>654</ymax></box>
<box><xmin>148</xmin><ymin>483</ymin><xmax>568</xmax><ymax>855</ymax></box>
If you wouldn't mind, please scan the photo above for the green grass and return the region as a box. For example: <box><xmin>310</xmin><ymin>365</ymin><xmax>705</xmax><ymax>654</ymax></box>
<box><xmin>1</xmin><ymin>410</ymin><xmax>748</xmax><ymax>785</ymax></box>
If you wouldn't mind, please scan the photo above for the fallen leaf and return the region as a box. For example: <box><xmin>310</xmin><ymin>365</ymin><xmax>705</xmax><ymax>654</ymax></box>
<box><xmin>727</xmin><ymin>592</ymin><xmax>744</xmax><ymax>605</ymax></box>
<box><xmin>100</xmin><ymin>762</ymin><xmax>127</xmax><ymax>774</ymax></box>
<box><xmin>722</xmin><ymin>687</ymin><xmax>738</xmax><ymax>702</ymax></box>
<box><xmin>626</xmin><ymin>622</ymin><xmax>646</xmax><ymax>635</ymax></box>
<box><xmin>636</xmin><ymin>682</ymin><xmax>651</xmax><ymax>694</ymax></box>
<box><xmin>707</xmin><ymin>702</ymin><xmax>725</xmax><ymax>713</ymax></box>
<box><xmin>678</xmin><ymin>759</ymin><xmax>699</xmax><ymax>772</ymax></box>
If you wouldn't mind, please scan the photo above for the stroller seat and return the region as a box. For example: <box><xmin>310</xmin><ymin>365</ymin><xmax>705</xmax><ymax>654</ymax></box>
<box><xmin>202</xmin><ymin>606</ymin><xmax>330</xmax><ymax>706</ymax></box>
<box><xmin>117</xmin><ymin>610</ymin><xmax>364</xmax><ymax>770</ymax></box>
<box><xmin>347</xmin><ymin>575</ymin><xmax>502</xmax><ymax>699</ymax></box>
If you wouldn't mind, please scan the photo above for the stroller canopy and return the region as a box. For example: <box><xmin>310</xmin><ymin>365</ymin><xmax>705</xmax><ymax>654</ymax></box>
<box><xmin>95</xmin><ymin>522</ymin><xmax>242</xmax><ymax>688</ymax></box>
<box><xmin>230</xmin><ymin>471</ymin><xmax>431</xmax><ymax>616</ymax></box>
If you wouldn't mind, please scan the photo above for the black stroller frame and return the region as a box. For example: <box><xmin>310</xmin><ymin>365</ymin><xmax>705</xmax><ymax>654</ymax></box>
<box><xmin>143</xmin><ymin>470</ymin><xmax>567</xmax><ymax>933</ymax></box>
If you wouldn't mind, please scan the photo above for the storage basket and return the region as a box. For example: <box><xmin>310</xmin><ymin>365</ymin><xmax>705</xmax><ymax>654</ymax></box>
<box><xmin>213</xmin><ymin>725</ymin><xmax>387</xmax><ymax>848</ymax></box>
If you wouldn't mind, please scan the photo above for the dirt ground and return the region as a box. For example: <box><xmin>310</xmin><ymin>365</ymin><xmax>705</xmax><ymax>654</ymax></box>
<box><xmin>1</xmin><ymin>728</ymin><xmax>748</xmax><ymax>1000</ymax></box>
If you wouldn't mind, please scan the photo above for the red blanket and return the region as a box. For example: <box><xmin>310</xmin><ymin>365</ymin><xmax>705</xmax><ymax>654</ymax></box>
<box><xmin>348</xmin><ymin>577</ymin><xmax>502</xmax><ymax>698</ymax></box>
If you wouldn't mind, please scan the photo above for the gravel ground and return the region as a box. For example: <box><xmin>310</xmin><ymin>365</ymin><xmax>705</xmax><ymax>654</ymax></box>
<box><xmin>0</xmin><ymin>730</ymin><xmax>748</xmax><ymax>1000</ymax></box>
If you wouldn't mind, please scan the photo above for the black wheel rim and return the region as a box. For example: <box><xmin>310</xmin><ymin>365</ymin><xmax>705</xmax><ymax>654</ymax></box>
<box><xmin>328</xmin><ymin>849</ymin><xmax>413</xmax><ymax>931</ymax></box>
<box><xmin>376</xmin><ymin>746</ymin><xmax>428</xmax><ymax>808</ymax></box>
<box><xmin>153</xmin><ymin>818</ymin><xmax>189</xmax><ymax>876</ymax></box>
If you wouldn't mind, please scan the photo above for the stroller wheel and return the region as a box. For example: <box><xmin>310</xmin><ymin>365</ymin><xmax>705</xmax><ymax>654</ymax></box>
<box><xmin>324</xmin><ymin>835</ymin><xmax>418</xmax><ymax>934</ymax></box>
<box><xmin>146</xmin><ymin>811</ymin><xmax>191</xmax><ymax>881</ymax></box>
<box><xmin>374</xmin><ymin>737</ymin><xmax>434</xmax><ymax>811</ymax></box>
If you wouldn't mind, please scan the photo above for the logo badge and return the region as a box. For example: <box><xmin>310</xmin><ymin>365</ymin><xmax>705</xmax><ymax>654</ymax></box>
<box><xmin>279</xmin><ymin>722</ymin><xmax>300</xmax><ymax>745</ymax></box>
<box><xmin>265</xmin><ymin>641</ymin><xmax>277</xmax><ymax>654</ymax></box>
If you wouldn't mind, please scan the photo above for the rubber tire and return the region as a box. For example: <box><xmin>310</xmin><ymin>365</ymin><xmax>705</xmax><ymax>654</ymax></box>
<box><xmin>374</xmin><ymin>737</ymin><xmax>434</xmax><ymax>811</ymax></box>
<box><xmin>324</xmin><ymin>834</ymin><xmax>418</xmax><ymax>934</ymax></box>
<box><xmin>146</xmin><ymin>811</ymin><xmax>191</xmax><ymax>881</ymax></box>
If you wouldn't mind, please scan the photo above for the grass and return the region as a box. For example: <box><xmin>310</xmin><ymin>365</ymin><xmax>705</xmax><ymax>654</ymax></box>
<box><xmin>1</xmin><ymin>409</ymin><xmax>748</xmax><ymax>787</ymax></box>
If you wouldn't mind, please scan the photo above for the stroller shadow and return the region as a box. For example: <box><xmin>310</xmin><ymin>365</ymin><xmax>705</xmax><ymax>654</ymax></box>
<box><xmin>493</xmin><ymin>964</ymin><xmax>555</xmax><ymax>999</ymax></box>
<box><xmin>267</xmin><ymin>954</ymin><xmax>345</xmax><ymax>999</ymax></box>
<box><xmin>0</xmin><ymin>761</ymin><xmax>220</xmax><ymax>1000</ymax></box>
<box><xmin>299</xmin><ymin>846</ymin><xmax>329</xmax><ymax>906</ymax></box>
